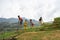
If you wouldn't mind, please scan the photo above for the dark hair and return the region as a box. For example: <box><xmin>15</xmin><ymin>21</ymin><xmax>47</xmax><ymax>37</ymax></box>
<box><xmin>18</xmin><ymin>15</ymin><xmax>20</xmax><ymax>17</ymax></box>
<box><xmin>30</xmin><ymin>19</ymin><xmax>32</xmax><ymax>21</ymax></box>
<box><xmin>39</xmin><ymin>17</ymin><xmax>42</xmax><ymax>21</ymax></box>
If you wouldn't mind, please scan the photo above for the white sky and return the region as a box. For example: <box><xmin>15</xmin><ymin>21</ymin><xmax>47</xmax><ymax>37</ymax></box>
<box><xmin>0</xmin><ymin>0</ymin><xmax>60</xmax><ymax>22</ymax></box>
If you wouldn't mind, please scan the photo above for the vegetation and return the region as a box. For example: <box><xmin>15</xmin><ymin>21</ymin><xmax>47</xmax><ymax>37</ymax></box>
<box><xmin>17</xmin><ymin>30</ymin><xmax>60</xmax><ymax>40</ymax></box>
<box><xmin>0</xmin><ymin>31</ymin><xmax>17</xmax><ymax>39</ymax></box>
<box><xmin>0</xmin><ymin>17</ymin><xmax>60</xmax><ymax>40</ymax></box>
<box><xmin>53</xmin><ymin>17</ymin><xmax>60</xmax><ymax>28</ymax></box>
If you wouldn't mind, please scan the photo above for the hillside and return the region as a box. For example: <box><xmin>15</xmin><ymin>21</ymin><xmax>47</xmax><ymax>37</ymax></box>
<box><xmin>0</xmin><ymin>18</ymin><xmax>39</xmax><ymax>33</ymax></box>
<box><xmin>0</xmin><ymin>17</ymin><xmax>60</xmax><ymax>40</ymax></box>
<box><xmin>16</xmin><ymin>30</ymin><xmax>60</xmax><ymax>40</ymax></box>
<box><xmin>0</xmin><ymin>18</ymin><xmax>38</xmax><ymax>23</ymax></box>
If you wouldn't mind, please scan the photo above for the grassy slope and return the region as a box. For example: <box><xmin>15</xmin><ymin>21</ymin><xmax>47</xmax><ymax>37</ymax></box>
<box><xmin>0</xmin><ymin>26</ymin><xmax>60</xmax><ymax>40</ymax></box>
<box><xmin>16</xmin><ymin>30</ymin><xmax>60</xmax><ymax>40</ymax></box>
<box><xmin>0</xmin><ymin>31</ymin><xmax>18</xmax><ymax>39</ymax></box>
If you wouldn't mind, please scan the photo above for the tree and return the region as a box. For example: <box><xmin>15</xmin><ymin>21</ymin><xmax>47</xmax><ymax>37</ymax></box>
<box><xmin>53</xmin><ymin>17</ymin><xmax>60</xmax><ymax>28</ymax></box>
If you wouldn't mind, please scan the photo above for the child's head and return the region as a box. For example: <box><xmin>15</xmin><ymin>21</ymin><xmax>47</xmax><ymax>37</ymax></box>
<box><xmin>30</xmin><ymin>19</ymin><xmax>32</xmax><ymax>22</ymax></box>
<box><xmin>40</xmin><ymin>17</ymin><xmax>42</xmax><ymax>19</ymax></box>
<box><xmin>18</xmin><ymin>15</ymin><xmax>20</xmax><ymax>18</ymax></box>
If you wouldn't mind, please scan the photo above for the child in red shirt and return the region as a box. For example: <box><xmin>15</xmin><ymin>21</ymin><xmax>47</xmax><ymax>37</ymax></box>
<box><xmin>30</xmin><ymin>19</ymin><xmax>34</xmax><ymax>27</ymax></box>
<box><xmin>18</xmin><ymin>15</ymin><xmax>23</xmax><ymax>25</ymax></box>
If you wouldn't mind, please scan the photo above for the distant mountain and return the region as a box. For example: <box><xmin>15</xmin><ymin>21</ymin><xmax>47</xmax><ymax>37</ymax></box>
<box><xmin>0</xmin><ymin>17</ymin><xmax>38</xmax><ymax>24</ymax></box>
<box><xmin>0</xmin><ymin>18</ymin><xmax>7</xmax><ymax>22</ymax></box>
<box><xmin>0</xmin><ymin>18</ymin><xmax>18</xmax><ymax>23</ymax></box>
<box><xmin>0</xmin><ymin>17</ymin><xmax>39</xmax><ymax>32</ymax></box>
<box><xmin>7</xmin><ymin>18</ymin><xmax>18</xmax><ymax>23</ymax></box>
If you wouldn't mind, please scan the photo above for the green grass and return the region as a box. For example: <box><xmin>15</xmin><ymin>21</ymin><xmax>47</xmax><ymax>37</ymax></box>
<box><xmin>0</xmin><ymin>31</ymin><xmax>18</xmax><ymax>39</ymax></box>
<box><xmin>0</xmin><ymin>26</ymin><xmax>60</xmax><ymax>40</ymax></box>
<box><xmin>15</xmin><ymin>26</ymin><xmax>60</xmax><ymax>40</ymax></box>
<box><xmin>0</xmin><ymin>27</ymin><xmax>42</xmax><ymax>39</ymax></box>
<box><xmin>17</xmin><ymin>30</ymin><xmax>60</xmax><ymax>40</ymax></box>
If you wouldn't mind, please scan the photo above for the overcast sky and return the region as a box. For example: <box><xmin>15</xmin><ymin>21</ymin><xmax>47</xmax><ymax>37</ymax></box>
<box><xmin>0</xmin><ymin>0</ymin><xmax>60</xmax><ymax>22</ymax></box>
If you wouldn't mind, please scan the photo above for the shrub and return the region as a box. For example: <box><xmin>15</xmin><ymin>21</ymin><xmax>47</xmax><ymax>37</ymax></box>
<box><xmin>53</xmin><ymin>17</ymin><xmax>60</xmax><ymax>28</ymax></box>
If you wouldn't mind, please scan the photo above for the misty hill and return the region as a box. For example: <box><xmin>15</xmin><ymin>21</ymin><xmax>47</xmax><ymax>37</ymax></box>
<box><xmin>0</xmin><ymin>18</ymin><xmax>17</xmax><ymax>23</ymax></box>
<box><xmin>0</xmin><ymin>17</ymin><xmax>38</xmax><ymax>23</ymax></box>
<box><xmin>0</xmin><ymin>17</ymin><xmax>25</xmax><ymax>23</ymax></box>
<box><xmin>0</xmin><ymin>17</ymin><xmax>39</xmax><ymax>32</ymax></box>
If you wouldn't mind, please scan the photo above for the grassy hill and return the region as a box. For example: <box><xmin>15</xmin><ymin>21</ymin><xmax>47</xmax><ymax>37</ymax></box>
<box><xmin>0</xmin><ymin>26</ymin><xmax>60</xmax><ymax>40</ymax></box>
<box><xmin>16</xmin><ymin>30</ymin><xmax>60</xmax><ymax>40</ymax></box>
<box><xmin>0</xmin><ymin>17</ymin><xmax>60</xmax><ymax>40</ymax></box>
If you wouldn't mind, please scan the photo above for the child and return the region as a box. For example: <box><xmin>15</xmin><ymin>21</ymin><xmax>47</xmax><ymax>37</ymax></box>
<box><xmin>30</xmin><ymin>19</ymin><xmax>34</xmax><ymax>27</ymax></box>
<box><xmin>39</xmin><ymin>17</ymin><xmax>43</xmax><ymax>25</ymax></box>
<box><xmin>18</xmin><ymin>15</ymin><xmax>23</xmax><ymax>31</ymax></box>
<box><xmin>24</xmin><ymin>19</ymin><xmax>28</xmax><ymax>30</ymax></box>
<box><xmin>18</xmin><ymin>15</ymin><xmax>23</xmax><ymax>26</ymax></box>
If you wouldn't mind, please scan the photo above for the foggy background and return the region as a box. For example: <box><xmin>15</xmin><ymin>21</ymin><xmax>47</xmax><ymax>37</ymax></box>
<box><xmin>0</xmin><ymin>0</ymin><xmax>60</xmax><ymax>22</ymax></box>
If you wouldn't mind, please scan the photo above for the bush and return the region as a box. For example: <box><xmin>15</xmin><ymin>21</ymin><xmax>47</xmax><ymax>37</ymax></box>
<box><xmin>53</xmin><ymin>17</ymin><xmax>60</xmax><ymax>28</ymax></box>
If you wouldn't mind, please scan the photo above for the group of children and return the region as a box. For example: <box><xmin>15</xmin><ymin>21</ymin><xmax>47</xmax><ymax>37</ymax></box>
<box><xmin>18</xmin><ymin>15</ymin><xmax>43</xmax><ymax>30</ymax></box>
